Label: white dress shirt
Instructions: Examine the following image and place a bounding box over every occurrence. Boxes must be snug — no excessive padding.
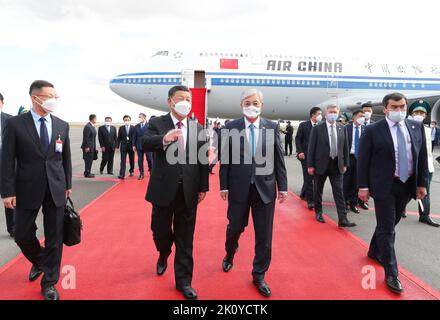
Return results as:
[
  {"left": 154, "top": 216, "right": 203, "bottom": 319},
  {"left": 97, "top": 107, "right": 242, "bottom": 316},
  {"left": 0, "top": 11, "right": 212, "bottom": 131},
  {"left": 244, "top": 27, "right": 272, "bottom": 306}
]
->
[
  {"left": 244, "top": 116, "right": 261, "bottom": 149},
  {"left": 169, "top": 112, "right": 187, "bottom": 148},
  {"left": 30, "top": 108, "right": 52, "bottom": 142},
  {"left": 326, "top": 121, "right": 338, "bottom": 151},
  {"left": 385, "top": 117, "right": 413, "bottom": 178},
  {"left": 350, "top": 124, "right": 363, "bottom": 155}
]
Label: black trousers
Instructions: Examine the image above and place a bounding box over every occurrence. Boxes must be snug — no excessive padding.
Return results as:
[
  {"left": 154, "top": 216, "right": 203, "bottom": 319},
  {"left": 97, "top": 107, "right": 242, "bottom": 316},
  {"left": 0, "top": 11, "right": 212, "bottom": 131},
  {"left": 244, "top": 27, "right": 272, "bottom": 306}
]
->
[
  {"left": 119, "top": 147, "right": 135, "bottom": 177},
  {"left": 225, "top": 184, "right": 275, "bottom": 279},
  {"left": 100, "top": 149, "right": 115, "bottom": 173},
  {"left": 299, "top": 158, "right": 314, "bottom": 203},
  {"left": 136, "top": 149, "right": 153, "bottom": 174},
  {"left": 83, "top": 151, "right": 94, "bottom": 175},
  {"left": 285, "top": 139, "right": 293, "bottom": 156},
  {"left": 5, "top": 207, "right": 15, "bottom": 235},
  {"left": 343, "top": 155, "right": 358, "bottom": 205},
  {"left": 369, "top": 178, "right": 412, "bottom": 278},
  {"left": 14, "top": 187, "right": 64, "bottom": 289},
  {"left": 313, "top": 158, "right": 347, "bottom": 220},
  {"left": 151, "top": 184, "right": 197, "bottom": 287}
]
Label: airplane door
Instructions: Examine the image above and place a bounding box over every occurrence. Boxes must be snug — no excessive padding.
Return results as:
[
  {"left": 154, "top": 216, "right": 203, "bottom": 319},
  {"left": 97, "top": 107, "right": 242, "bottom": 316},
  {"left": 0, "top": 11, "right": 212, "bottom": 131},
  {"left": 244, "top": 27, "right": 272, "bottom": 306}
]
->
[{"left": 181, "top": 69, "right": 195, "bottom": 88}]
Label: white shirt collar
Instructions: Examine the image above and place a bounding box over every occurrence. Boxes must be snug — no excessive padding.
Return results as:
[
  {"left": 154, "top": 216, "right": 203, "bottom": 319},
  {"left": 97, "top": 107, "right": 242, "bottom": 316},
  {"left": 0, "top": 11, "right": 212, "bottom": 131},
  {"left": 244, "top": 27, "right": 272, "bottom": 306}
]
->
[
  {"left": 326, "top": 120, "right": 336, "bottom": 128},
  {"left": 386, "top": 116, "right": 403, "bottom": 128},
  {"left": 244, "top": 116, "right": 261, "bottom": 129},
  {"left": 30, "top": 108, "right": 51, "bottom": 122},
  {"left": 170, "top": 112, "right": 186, "bottom": 128}
]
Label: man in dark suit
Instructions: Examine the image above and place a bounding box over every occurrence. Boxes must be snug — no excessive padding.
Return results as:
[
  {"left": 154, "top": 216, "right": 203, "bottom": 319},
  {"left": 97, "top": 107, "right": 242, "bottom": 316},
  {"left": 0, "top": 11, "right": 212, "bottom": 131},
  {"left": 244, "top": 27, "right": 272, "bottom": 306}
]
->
[
  {"left": 283, "top": 121, "right": 294, "bottom": 156},
  {"left": 362, "top": 102, "right": 375, "bottom": 126},
  {"left": 143, "top": 85, "right": 209, "bottom": 299},
  {"left": 1, "top": 80, "right": 72, "bottom": 300},
  {"left": 0, "top": 93, "right": 15, "bottom": 237},
  {"left": 220, "top": 89, "right": 288, "bottom": 297},
  {"left": 343, "top": 110, "right": 366, "bottom": 214},
  {"left": 295, "top": 107, "right": 322, "bottom": 209},
  {"left": 358, "top": 92, "right": 428, "bottom": 294},
  {"left": 81, "top": 114, "right": 97, "bottom": 178},
  {"left": 98, "top": 116, "right": 117, "bottom": 175},
  {"left": 117, "top": 115, "right": 135, "bottom": 179},
  {"left": 133, "top": 113, "right": 151, "bottom": 180},
  {"left": 307, "top": 104, "right": 356, "bottom": 227}
]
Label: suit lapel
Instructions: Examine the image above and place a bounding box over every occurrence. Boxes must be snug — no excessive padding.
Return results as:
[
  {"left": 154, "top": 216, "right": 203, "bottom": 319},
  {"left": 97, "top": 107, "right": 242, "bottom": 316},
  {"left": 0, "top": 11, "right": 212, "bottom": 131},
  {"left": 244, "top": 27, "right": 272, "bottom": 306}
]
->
[
  {"left": 404, "top": 120, "right": 418, "bottom": 166},
  {"left": 379, "top": 119, "right": 395, "bottom": 160},
  {"left": 256, "top": 118, "right": 266, "bottom": 156},
  {"left": 24, "top": 112, "right": 45, "bottom": 156},
  {"left": 321, "top": 122, "right": 330, "bottom": 149}
]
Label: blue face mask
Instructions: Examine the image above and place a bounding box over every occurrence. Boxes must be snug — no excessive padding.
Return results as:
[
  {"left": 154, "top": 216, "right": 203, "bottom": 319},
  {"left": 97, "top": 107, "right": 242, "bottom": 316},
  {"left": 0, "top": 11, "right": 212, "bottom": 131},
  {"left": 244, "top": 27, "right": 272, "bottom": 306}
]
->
[
  {"left": 388, "top": 111, "right": 406, "bottom": 123},
  {"left": 325, "top": 113, "right": 339, "bottom": 122}
]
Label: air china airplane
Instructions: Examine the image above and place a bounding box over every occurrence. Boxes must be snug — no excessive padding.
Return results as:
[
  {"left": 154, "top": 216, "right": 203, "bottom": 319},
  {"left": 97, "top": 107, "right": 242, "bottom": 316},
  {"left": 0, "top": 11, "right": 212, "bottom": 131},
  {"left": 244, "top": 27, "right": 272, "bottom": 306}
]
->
[{"left": 109, "top": 50, "right": 440, "bottom": 122}]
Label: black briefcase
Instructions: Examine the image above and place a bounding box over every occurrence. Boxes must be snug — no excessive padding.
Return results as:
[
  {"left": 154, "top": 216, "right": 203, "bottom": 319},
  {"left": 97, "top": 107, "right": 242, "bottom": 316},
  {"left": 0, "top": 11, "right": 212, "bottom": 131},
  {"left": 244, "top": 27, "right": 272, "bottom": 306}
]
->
[
  {"left": 63, "top": 197, "right": 82, "bottom": 247},
  {"left": 93, "top": 150, "right": 98, "bottom": 160}
]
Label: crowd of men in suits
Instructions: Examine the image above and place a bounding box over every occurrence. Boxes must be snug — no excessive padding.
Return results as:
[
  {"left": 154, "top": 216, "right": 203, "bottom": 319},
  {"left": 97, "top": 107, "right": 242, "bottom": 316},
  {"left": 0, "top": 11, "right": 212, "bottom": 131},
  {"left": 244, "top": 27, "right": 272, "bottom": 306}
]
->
[
  {"left": 0, "top": 82, "right": 439, "bottom": 300},
  {"left": 80, "top": 113, "right": 154, "bottom": 180}
]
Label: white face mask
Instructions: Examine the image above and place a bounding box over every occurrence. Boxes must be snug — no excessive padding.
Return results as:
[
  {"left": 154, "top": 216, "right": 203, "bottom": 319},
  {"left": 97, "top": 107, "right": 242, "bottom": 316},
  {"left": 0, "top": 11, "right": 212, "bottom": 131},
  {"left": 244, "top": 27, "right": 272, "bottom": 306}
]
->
[
  {"left": 124, "top": 121, "right": 131, "bottom": 125},
  {"left": 356, "top": 117, "right": 366, "bottom": 126},
  {"left": 36, "top": 97, "right": 58, "bottom": 113},
  {"left": 243, "top": 106, "right": 261, "bottom": 119},
  {"left": 315, "top": 114, "right": 323, "bottom": 123},
  {"left": 105, "top": 121, "right": 112, "bottom": 126},
  {"left": 412, "top": 115, "right": 425, "bottom": 122},
  {"left": 173, "top": 100, "right": 192, "bottom": 117},
  {"left": 387, "top": 111, "right": 407, "bottom": 123},
  {"left": 364, "top": 111, "right": 372, "bottom": 120},
  {"left": 325, "top": 113, "right": 339, "bottom": 123}
]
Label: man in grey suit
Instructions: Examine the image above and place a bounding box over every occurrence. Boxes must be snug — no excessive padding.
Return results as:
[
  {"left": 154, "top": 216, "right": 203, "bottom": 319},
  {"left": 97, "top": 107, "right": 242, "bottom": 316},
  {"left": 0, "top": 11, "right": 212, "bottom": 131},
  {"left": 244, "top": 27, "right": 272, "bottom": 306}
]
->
[
  {"left": 220, "top": 89, "right": 288, "bottom": 297},
  {"left": 307, "top": 104, "right": 356, "bottom": 227},
  {"left": 0, "top": 93, "right": 15, "bottom": 237}
]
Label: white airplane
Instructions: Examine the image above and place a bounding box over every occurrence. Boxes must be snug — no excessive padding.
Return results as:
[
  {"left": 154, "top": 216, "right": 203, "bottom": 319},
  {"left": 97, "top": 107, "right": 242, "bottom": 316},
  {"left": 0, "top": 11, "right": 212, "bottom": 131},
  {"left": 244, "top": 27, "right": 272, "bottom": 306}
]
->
[{"left": 109, "top": 49, "right": 440, "bottom": 122}]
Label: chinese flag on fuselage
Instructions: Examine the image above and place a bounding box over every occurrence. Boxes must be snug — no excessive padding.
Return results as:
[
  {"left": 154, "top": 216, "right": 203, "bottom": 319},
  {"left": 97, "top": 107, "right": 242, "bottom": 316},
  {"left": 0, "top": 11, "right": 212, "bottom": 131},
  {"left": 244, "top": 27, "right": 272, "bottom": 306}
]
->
[{"left": 220, "top": 58, "right": 239, "bottom": 69}]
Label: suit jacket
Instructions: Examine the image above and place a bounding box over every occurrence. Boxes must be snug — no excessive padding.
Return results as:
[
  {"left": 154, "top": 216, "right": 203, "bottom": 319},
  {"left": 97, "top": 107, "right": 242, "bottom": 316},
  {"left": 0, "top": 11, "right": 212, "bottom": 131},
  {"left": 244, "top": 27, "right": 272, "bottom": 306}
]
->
[
  {"left": 295, "top": 120, "right": 314, "bottom": 156},
  {"left": 345, "top": 123, "right": 366, "bottom": 156},
  {"left": 284, "top": 125, "right": 294, "bottom": 141},
  {"left": 98, "top": 125, "right": 117, "bottom": 151},
  {"left": 0, "top": 112, "right": 13, "bottom": 194},
  {"left": 1, "top": 112, "right": 72, "bottom": 209},
  {"left": 357, "top": 119, "right": 428, "bottom": 201},
  {"left": 117, "top": 124, "right": 135, "bottom": 151},
  {"left": 81, "top": 123, "right": 97, "bottom": 151},
  {"left": 219, "top": 117, "right": 288, "bottom": 204},
  {"left": 133, "top": 122, "right": 148, "bottom": 150},
  {"left": 307, "top": 121, "right": 349, "bottom": 175},
  {"left": 143, "top": 113, "right": 209, "bottom": 208}
]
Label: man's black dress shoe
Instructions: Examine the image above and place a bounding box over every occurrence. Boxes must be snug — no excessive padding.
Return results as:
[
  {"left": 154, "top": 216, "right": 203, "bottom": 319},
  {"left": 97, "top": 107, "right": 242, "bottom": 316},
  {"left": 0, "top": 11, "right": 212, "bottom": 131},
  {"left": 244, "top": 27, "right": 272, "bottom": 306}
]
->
[
  {"left": 222, "top": 253, "right": 235, "bottom": 272},
  {"left": 386, "top": 276, "right": 403, "bottom": 294},
  {"left": 358, "top": 201, "right": 369, "bottom": 210},
  {"left": 84, "top": 173, "right": 95, "bottom": 178},
  {"left": 29, "top": 265, "right": 43, "bottom": 282},
  {"left": 41, "top": 286, "right": 60, "bottom": 300},
  {"left": 307, "top": 202, "right": 314, "bottom": 210},
  {"left": 156, "top": 254, "right": 168, "bottom": 276},
  {"left": 419, "top": 216, "right": 440, "bottom": 227},
  {"left": 338, "top": 219, "right": 357, "bottom": 228},
  {"left": 129, "top": 172, "right": 134, "bottom": 177},
  {"left": 177, "top": 285, "right": 198, "bottom": 300},
  {"left": 118, "top": 175, "right": 125, "bottom": 180},
  {"left": 315, "top": 212, "right": 325, "bottom": 223},
  {"left": 99, "top": 170, "right": 103, "bottom": 175},
  {"left": 108, "top": 172, "right": 114, "bottom": 175},
  {"left": 253, "top": 278, "right": 271, "bottom": 297},
  {"left": 138, "top": 174, "right": 144, "bottom": 180},
  {"left": 349, "top": 204, "right": 360, "bottom": 214}
]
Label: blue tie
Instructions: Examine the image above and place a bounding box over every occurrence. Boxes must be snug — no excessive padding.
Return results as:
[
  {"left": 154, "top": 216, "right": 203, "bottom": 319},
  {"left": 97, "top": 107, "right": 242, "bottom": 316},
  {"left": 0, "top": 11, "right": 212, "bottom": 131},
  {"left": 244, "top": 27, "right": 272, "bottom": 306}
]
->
[
  {"left": 396, "top": 123, "right": 409, "bottom": 183},
  {"left": 39, "top": 118, "right": 49, "bottom": 154},
  {"left": 249, "top": 124, "right": 256, "bottom": 157},
  {"left": 354, "top": 126, "right": 360, "bottom": 158}
]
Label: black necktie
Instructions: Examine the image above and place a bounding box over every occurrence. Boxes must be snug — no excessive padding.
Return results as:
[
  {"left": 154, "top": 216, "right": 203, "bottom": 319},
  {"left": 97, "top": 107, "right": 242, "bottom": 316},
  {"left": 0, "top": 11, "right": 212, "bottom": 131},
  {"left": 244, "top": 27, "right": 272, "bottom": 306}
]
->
[{"left": 39, "top": 118, "right": 49, "bottom": 154}]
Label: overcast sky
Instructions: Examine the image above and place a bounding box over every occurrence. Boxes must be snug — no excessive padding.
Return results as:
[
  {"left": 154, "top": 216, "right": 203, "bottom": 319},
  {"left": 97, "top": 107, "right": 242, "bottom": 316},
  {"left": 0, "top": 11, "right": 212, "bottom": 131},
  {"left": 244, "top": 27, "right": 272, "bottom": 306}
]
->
[{"left": 0, "top": 0, "right": 438, "bottom": 122}]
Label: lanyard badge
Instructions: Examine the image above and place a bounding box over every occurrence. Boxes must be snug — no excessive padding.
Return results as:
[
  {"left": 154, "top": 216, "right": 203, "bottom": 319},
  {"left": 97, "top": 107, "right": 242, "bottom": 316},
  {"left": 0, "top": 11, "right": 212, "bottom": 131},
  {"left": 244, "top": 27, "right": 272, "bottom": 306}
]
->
[{"left": 55, "top": 135, "right": 63, "bottom": 153}]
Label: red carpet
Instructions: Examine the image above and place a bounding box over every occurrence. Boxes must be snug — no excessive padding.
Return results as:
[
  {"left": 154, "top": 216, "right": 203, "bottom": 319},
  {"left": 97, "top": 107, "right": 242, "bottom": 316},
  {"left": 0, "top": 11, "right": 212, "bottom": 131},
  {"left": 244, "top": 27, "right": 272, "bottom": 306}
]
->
[{"left": 0, "top": 173, "right": 439, "bottom": 300}]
